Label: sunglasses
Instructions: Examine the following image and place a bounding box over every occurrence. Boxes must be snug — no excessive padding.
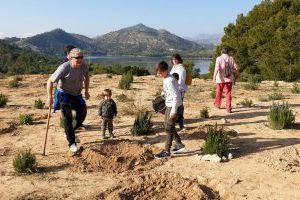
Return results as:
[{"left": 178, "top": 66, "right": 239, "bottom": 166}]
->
[{"left": 72, "top": 56, "right": 84, "bottom": 60}]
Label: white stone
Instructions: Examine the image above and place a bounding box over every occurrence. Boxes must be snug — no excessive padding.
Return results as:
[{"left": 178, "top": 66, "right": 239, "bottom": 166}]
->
[{"left": 228, "top": 153, "right": 233, "bottom": 160}]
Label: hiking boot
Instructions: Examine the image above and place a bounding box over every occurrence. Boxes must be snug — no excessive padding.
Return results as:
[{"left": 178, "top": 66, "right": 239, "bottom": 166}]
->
[
  {"left": 154, "top": 151, "right": 171, "bottom": 159},
  {"left": 69, "top": 143, "right": 78, "bottom": 153},
  {"left": 171, "top": 143, "right": 186, "bottom": 153}
]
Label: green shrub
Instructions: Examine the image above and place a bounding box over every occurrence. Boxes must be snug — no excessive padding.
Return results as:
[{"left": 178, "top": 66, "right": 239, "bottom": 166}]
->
[
  {"left": 0, "top": 93, "right": 8, "bottom": 107},
  {"left": 268, "top": 92, "right": 284, "bottom": 101},
  {"left": 116, "top": 94, "right": 133, "bottom": 102},
  {"left": 203, "top": 124, "right": 230, "bottom": 157},
  {"left": 242, "top": 82, "right": 259, "bottom": 90},
  {"left": 237, "top": 98, "right": 253, "bottom": 107},
  {"left": 291, "top": 83, "right": 300, "bottom": 94},
  {"left": 131, "top": 111, "right": 153, "bottom": 136},
  {"left": 118, "top": 72, "right": 133, "bottom": 90},
  {"left": 200, "top": 107, "right": 209, "bottom": 118},
  {"left": 34, "top": 98, "right": 45, "bottom": 109},
  {"left": 19, "top": 114, "right": 33, "bottom": 125},
  {"left": 13, "top": 149, "right": 37, "bottom": 174},
  {"left": 8, "top": 78, "right": 20, "bottom": 88},
  {"left": 268, "top": 102, "right": 295, "bottom": 130}
]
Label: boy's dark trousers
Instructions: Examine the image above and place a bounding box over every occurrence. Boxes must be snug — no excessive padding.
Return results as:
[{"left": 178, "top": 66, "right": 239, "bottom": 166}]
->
[
  {"left": 102, "top": 117, "right": 113, "bottom": 135},
  {"left": 60, "top": 94, "right": 87, "bottom": 146},
  {"left": 165, "top": 105, "right": 184, "bottom": 152}
]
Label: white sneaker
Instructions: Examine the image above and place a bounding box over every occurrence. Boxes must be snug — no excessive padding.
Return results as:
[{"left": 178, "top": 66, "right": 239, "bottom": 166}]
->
[{"left": 69, "top": 143, "right": 78, "bottom": 153}]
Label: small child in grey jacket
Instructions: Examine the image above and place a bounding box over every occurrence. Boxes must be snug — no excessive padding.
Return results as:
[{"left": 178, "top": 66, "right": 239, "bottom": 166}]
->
[{"left": 98, "top": 89, "right": 117, "bottom": 139}]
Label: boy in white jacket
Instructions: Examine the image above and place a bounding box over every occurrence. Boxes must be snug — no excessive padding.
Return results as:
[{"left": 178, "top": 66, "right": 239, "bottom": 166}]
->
[{"left": 155, "top": 61, "right": 186, "bottom": 159}]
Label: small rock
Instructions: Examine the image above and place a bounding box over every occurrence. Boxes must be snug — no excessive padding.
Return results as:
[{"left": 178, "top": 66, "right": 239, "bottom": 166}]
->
[{"left": 228, "top": 153, "right": 233, "bottom": 160}]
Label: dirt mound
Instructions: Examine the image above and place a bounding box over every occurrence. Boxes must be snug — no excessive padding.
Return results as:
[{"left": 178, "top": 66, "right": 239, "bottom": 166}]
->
[
  {"left": 0, "top": 121, "right": 16, "bottom": 134},
  {"left": 259, "top": 146, "right": 300, "bottom": 172},
  {"left": 70, "top": 140, "right": 162, "bottom": 173},
  {"left": 97, "top": 172, "right": 219, "bottom": 200}
]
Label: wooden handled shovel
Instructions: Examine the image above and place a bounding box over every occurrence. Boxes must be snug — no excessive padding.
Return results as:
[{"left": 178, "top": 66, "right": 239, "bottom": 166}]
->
[{"left": 42, "top": 106, "right": 51, "bottom": 156}]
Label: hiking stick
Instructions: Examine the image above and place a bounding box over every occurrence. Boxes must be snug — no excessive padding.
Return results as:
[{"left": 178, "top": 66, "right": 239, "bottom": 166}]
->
[{"left": 42, "top": 106, "right": 51, "bottom": 156}]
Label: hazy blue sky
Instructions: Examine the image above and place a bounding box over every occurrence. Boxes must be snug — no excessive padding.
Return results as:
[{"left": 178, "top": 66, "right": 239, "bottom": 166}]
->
[{"left": 0, "top": 0, "right": 262, "bottom": 39}]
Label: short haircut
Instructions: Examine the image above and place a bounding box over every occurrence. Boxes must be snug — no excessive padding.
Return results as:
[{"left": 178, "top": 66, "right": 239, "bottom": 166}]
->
[
  {"left": 172, "top": 53, "right": 183, "bottom": 64},
  {"left": 221, "top": 47, "right": 229, "bottom": 54},
  {"left": 172, "top": 73, "right": 179, "bottom": 80},
  {"left": 156, "top": 61, "right": 169, "bottom": 72},
  {"left": 64, "top": 45, "right": 76, "bottom": 55},
  {"left": 103, "top": 89, "right": 112, "bottom": 96}
]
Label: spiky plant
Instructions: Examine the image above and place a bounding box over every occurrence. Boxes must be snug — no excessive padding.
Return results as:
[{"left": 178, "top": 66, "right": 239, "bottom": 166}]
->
[
  {"left": 131, "top": 111, "right": 153, "bottom": 136},
  {"left": 268, "top": 102, "right": 295, "bottom": 130},
  {"left": 200, "top": 107, "right": 209, "bottom": 118},
  {"left": 13, "top": 149, "right": 37, "bottom": 174},
  {"left": 34, "top": 98, "right": 45, "bottom": 109},
  {"left": 19, "top": 114, "right": 33, "bottom": 125},
  {"left": 203, "top": 124, "right": 230, "bottom": 157}
]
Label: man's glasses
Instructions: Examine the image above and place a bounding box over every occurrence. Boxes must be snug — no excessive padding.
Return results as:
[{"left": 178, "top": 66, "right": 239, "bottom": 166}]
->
[{"left": 72, "top": 56, "right": 84, "bottom": 60}]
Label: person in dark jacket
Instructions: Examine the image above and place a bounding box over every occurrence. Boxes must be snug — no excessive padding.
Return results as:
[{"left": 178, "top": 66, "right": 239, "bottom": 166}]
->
[{"left": 98, "top": 89, "right": 117, "bottom": 139}]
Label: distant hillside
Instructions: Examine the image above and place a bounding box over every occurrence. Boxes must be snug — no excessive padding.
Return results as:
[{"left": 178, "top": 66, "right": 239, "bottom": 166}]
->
[
  {"left": 0, "top": 40, "right": 59, "bottom": 75},
  {"left": 95, "top": 23, "right": 211, "bottom": 57},
  {"left": 187, "top": 33, "right": 223, "bottom": 45},
  {"left": 5, "top": 29, "right": 104, "bottom": 56},
  {"left": 5, "top": 24, "right": 213, "bottom": 57}
]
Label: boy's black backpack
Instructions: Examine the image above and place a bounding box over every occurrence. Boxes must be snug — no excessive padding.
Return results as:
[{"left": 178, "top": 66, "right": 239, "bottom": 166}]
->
[
  {"left": 152, "top": 96, "right": 166, "bottom": 114},
  {"left": 223, "top": 58, "right": 234, "bottom": 78}
]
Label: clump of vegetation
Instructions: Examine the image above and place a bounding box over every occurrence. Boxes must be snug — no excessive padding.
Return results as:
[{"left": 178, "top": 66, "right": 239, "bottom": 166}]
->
[
  {"left": 237, "top": 98, "right": 253, "bottom": 107},
  {"left": 273, "top": 81, "right": 279, "bottom": 88},
  {"left": 131, "top": 111, "right": 153, "bottom": 136},
  {"left": 184, "top": 60, "right": 201, "bottom": 79},
  {"left": 19, "top": 114, "right": 33, "bottom": 125},
  {"left": 90, "top": 64, "right": 150, "bottom": 76},
  {"left": 115, "top": 93, "right": 133, "bottom": 102},
  {"left": 200, "top": 107, "right": 209, "bottom": 118},
  {"left": 8, "top": 78, "right": 21, "bottom": 88},
  {"left": 118, "top": 72, "right": 133, "bottom": 90},
  {"left": 203, "top": 124, "right": 230, "bottom": 157},
  {"left": 34, "top": 98, "right": 45, "bottom": 109},
  {"left": 268, "top": 102, "right": 295, "bottom": 130},
  {"left": 268, "top": 92, "right": 284, "bottom": 101},
  {"left": 13, "top": 149, "right": 37, "bottom": 174},
  {"left": 291, "top": 83, "right": 300, "bottom": 94},
  {"left": 0, "top": 93, "right": 8, "bottom": 108},
  {"left": 242, "top": 82, "right": 259, "bottom": 90}
]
